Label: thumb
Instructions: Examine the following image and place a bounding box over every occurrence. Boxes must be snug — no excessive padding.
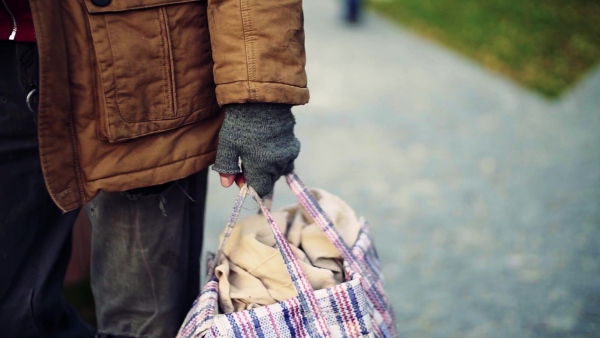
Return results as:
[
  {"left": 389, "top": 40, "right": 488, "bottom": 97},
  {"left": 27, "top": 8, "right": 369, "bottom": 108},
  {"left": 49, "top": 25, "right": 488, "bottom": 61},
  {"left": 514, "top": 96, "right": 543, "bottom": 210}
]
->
[{"left": 219, "top": 173, "right": 236, "bottom": 187}]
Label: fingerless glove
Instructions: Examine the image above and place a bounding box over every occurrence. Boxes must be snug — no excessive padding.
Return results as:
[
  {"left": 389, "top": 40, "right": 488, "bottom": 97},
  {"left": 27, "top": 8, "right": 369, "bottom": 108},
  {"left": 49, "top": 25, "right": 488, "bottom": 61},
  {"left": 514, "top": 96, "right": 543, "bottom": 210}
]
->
[{"left": 212, "top": 103, "right": 301, "bottom": 197}]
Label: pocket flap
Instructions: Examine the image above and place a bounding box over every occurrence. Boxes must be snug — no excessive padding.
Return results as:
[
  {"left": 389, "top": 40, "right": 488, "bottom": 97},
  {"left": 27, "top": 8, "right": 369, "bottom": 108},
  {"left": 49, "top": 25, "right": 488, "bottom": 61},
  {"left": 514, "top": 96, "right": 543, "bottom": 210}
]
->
[{"left": 85, "top": 0, "right": 200, "bottom": 14}]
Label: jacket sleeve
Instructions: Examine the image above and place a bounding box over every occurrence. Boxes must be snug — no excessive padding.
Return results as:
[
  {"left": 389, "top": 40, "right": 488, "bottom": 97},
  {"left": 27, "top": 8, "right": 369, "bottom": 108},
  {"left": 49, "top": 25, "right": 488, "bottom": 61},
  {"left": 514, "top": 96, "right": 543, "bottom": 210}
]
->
[{"left": 207, "top": 0, "right": 309, "bottom": 106}]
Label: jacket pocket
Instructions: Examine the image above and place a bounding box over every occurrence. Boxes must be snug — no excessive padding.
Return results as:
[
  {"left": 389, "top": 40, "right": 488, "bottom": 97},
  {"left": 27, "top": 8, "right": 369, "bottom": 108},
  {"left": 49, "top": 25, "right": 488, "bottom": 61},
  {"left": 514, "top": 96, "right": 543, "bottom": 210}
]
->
[{"left": 85, "top": 0, "right": 216, "bottom": 142}]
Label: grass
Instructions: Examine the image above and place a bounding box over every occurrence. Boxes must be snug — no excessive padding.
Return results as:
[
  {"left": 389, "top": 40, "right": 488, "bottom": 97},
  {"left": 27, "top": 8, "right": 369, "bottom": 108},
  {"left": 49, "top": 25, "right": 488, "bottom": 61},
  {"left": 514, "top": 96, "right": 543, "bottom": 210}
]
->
[{"left": 367, "top": 0, "right": 600, "bottom": 97}]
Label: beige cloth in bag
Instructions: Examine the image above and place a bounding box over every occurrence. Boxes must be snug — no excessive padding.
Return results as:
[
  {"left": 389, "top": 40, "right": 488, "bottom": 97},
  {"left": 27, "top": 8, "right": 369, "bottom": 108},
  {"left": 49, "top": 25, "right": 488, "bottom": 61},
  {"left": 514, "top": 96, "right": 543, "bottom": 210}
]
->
[{"left": 215, "top": 189, "right": 363, "bottom": 313}]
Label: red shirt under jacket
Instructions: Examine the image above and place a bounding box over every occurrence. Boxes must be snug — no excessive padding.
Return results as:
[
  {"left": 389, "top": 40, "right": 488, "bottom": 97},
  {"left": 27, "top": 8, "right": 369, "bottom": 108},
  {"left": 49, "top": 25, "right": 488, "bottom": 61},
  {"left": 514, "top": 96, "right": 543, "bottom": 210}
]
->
[{"left": 1, "top": 0, "right": 35, "bottom": 42}]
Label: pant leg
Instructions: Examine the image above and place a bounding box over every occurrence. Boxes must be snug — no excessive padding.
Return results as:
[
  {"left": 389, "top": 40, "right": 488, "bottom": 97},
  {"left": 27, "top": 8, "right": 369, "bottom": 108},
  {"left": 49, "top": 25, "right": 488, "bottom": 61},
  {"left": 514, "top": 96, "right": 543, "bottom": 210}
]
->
[
  {"left": 0, "top": 41, "right": 94, "bottom": 338},
  {"left": 87, "top": 170, "right": 207, "bottom": 338}
]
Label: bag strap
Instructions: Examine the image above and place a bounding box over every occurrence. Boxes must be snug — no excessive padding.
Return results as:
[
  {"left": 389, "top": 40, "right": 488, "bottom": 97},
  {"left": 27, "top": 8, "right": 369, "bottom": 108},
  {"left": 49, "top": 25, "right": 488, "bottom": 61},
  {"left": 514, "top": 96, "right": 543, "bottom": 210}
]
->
[
  {"left": 209, "top": 185, "right": 249, "bottom": 277},
  {"left": 286, "top": 173, "right": 381, "bottom": 286},
  {"left": 287, "top": 173, "right": 397, "bottom": 329},
  {"left": 247, "top": 174, "right": 395, "bottom": 331},
  {"left": 210, "top": 185, "right": 332, "bottom": 338},
  {"left": 247, "top": 188, "right": 332, "bottom": 337}
]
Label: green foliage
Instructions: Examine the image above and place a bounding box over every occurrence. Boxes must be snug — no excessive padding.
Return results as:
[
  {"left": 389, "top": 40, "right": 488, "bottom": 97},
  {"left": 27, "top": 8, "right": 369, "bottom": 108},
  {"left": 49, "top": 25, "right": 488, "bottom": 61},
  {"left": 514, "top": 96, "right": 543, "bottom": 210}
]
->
[{"left": 369, "top": 0, "right": 600, "bottom": 97}]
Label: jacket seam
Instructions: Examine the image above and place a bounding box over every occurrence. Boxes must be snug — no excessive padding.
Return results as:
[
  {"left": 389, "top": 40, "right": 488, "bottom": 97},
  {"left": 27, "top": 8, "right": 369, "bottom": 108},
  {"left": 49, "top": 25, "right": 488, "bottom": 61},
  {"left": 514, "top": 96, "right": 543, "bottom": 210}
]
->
[
  {"left": 91, "top": 105, "right": 216, "bottom": 141},
  {"left": 86, "top": 0, "right": 199, "bottom": 13},
  {"left": 84, "top": 150, "right": 217, "bottom": 183},
  {"left": 162, "top": 7, "right": 179, "bottom": 117},
  {"left": 157, "top": 8, "right": 172, "bottom": 118},
  {"left": 216, "top": 80, "right": 307, "bottom": 88},
  {"left": 63, "top": 7, "right": 87, "bottom": 204},
  {"left": 31, "top": 2, "right": 61, "bottom": 209},
  {"left": 240, "top": 0, "right": 256, "bottom": 101},
  {"left": 32, "top": 0, "right": 83, "bottom": 210},
  {"left": 86, "top": 14, "right": 110, "bottom": 141},
  {"left": 104, "top": 15, "right": 117, "bottom": 141},
  {"left": 67, "top": 94, "right": 87, "bottom": 205},
  {"left": 85, "top": 12, "right": 105, "bottom": 142}
]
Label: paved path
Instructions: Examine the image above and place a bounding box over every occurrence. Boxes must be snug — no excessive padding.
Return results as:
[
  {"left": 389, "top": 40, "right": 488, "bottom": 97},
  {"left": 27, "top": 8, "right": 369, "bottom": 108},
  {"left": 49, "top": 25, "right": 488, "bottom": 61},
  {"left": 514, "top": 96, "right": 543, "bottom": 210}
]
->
[{"left": 204, "top": 1, "right": 600, "bottom": 336}]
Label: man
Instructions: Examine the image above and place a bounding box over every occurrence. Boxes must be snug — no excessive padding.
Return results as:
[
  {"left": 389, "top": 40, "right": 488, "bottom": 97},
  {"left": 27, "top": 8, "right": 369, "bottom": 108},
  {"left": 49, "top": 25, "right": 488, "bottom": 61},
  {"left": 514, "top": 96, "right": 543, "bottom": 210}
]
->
[{"left": 0, "top": 0, "right": 307, "bottom": 337}]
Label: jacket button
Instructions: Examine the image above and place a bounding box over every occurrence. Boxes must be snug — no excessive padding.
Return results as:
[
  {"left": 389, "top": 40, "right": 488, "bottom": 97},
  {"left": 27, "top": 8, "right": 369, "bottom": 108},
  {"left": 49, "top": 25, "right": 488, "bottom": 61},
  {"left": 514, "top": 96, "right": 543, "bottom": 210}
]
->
[{"left": 91, "top": 0, "right": 111, "bottom": 6}]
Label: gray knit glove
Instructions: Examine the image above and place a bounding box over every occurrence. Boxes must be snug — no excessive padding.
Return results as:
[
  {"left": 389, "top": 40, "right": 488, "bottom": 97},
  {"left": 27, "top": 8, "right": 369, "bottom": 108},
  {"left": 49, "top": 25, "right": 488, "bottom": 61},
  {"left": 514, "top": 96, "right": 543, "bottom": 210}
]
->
[{"left": 212, "top": 103, "right": 300, "bottom": 197}]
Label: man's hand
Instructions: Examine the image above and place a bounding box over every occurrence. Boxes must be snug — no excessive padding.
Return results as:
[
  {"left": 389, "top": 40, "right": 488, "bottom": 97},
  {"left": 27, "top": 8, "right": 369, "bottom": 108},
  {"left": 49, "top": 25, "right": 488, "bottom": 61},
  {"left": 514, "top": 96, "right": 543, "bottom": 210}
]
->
[
  {"left": 212, "top": 103, "right": 300, "bottom": 197},
  {"left": 218, "top": 172, "right": 246, "bottom": 189}
]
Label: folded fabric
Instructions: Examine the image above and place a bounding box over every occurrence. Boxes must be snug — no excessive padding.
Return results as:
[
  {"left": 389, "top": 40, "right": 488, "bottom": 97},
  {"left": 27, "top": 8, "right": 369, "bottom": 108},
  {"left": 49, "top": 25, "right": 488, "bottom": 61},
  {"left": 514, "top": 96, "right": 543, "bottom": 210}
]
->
[{"left": 215, "top": 189, "right": 362, "bottom": 313}]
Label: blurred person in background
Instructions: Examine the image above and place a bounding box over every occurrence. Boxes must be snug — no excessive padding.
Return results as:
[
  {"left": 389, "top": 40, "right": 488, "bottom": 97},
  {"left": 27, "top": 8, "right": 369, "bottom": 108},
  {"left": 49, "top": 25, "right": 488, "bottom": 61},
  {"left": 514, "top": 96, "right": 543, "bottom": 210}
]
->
[
  {"left": 0, "top": 0, "right": 305, "bottom": 337},
  {"left": 344, "top": 0, "right": 363, "bottom": 23}
]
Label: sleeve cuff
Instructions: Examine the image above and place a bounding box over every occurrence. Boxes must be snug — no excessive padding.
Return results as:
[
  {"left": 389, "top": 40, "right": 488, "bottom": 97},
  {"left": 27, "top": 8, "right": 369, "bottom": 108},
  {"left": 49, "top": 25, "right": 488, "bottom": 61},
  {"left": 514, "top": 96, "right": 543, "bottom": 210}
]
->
[{"left": 215, "top": 81, "right": 309, "bottom": 106}]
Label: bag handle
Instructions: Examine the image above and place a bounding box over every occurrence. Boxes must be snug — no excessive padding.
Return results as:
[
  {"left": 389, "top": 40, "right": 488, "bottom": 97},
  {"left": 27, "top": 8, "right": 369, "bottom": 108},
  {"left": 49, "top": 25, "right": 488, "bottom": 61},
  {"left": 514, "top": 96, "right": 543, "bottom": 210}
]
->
[
  {"left": 286, "top": 173, "right": 378, "bottom": 281},
  {"left": 286, "top": 173, "right": 396, "bottom": 327},
  {"left": 210, "top": 185, "right": 332, "bottom": 338},
  {"left": 209, "top": 184, "right": 248, "bottom": 277}
]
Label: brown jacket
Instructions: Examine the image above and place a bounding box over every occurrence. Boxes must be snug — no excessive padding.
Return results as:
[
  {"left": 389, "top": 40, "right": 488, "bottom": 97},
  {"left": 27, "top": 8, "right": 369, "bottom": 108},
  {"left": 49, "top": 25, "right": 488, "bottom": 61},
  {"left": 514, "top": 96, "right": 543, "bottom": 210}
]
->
[{"left": 29, "top": 0, "right": 309, "bottom": 212}]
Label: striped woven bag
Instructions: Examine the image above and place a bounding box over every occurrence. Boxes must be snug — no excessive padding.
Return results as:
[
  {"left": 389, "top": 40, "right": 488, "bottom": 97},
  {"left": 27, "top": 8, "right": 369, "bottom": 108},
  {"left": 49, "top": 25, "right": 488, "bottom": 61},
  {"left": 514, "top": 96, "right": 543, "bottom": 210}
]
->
[{"left": 177, "top": 174, "right": 397, "bottom": 337}]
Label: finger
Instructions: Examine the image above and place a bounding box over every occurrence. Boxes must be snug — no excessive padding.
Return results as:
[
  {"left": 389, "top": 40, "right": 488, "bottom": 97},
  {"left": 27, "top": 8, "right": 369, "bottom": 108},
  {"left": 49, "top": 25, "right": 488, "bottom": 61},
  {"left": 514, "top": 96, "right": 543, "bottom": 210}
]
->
[
  {"left": 219, "top": 173, "right": 236, "bottom": 187},
  {"left": 245, "top": 168, "right": 274, "bottom": 197},
  {"left": 283, "top": 161, "right": 295, "bottom": 176},
  {"left": 234, "top": 174, "right": 246, "bottom": 188},
  {"left": 235, "top": 163, "right": 247, "bottom": 188}
]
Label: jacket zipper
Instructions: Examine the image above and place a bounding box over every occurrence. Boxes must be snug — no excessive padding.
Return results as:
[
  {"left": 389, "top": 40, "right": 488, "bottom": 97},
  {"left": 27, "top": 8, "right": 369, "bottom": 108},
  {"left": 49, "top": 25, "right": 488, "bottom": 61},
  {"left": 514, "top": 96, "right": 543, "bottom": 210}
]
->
[{"left": 1, "top": 0, "right": 17, "bottom": 40}]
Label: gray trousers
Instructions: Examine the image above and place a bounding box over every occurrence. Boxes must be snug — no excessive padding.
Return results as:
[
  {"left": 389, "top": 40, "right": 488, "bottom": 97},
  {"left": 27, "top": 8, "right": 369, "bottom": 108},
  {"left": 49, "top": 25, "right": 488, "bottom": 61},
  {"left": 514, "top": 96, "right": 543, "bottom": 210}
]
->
[
  {"left": 0, "top": 40, "right": 206, "bottom": 338},
  {"left": 88, "top": 173, "right": 206, "bottom": 338}
]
